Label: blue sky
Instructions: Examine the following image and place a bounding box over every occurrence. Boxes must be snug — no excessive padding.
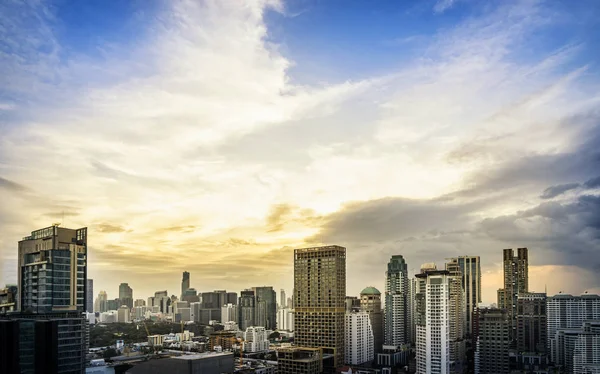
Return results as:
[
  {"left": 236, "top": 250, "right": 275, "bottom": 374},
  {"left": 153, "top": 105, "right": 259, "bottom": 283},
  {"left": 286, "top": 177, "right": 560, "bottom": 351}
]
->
[{"left": 1, "top": 0, "right": 600, "bottom": 301}]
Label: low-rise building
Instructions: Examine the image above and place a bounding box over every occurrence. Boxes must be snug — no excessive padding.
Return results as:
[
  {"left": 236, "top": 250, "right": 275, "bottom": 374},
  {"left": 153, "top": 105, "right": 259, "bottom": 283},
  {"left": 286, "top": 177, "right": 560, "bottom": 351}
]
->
[
  {"left": 244, "top": 326, "right": 270, "bottom": 353},
  {"left": 277, "top": 347, "right": 322, "bottom": 374},
  {"left": 125, "top": 351, "right": 234, "bottom": 374}
]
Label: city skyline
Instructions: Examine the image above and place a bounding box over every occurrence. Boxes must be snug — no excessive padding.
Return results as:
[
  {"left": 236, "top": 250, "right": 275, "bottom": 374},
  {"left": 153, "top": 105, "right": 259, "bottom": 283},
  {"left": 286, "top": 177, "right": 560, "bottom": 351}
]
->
[{"left": 2, "top": 0, "right": 600, "bottom": 303}]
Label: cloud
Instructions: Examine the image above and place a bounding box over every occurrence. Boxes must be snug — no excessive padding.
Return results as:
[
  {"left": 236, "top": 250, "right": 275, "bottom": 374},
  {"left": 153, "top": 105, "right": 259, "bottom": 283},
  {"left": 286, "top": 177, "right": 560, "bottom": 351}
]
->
[
  {"left": 0, "top": 177, "right": 28, "bottom": 192},
  {"left": 584, "top": 176, "right": 600, "bottom": 189},
  {"left": 433, "top": 0, "right": 457, "bottom": 13},
  {"left": 540, "top": 183, "right": 580, "bottom": 199},
  {"left": 0, "top": 0, "right": 599, "bottom": 301}
]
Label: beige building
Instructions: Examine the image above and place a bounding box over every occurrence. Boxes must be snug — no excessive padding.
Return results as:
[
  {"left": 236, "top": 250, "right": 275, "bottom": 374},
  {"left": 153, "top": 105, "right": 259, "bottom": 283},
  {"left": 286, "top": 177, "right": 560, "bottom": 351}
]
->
[
  {"left": 294, "top": 245, "right": 346, "bottom": 371},
  {"left": 277, "top": 347, "right": 322, "bottom": 374}
]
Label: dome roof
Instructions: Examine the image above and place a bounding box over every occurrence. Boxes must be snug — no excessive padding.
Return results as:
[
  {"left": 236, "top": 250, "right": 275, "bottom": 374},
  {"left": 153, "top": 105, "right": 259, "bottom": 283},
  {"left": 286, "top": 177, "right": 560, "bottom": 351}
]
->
[{"left": 360, "top": 286, "right": 381, "bottom": 295}]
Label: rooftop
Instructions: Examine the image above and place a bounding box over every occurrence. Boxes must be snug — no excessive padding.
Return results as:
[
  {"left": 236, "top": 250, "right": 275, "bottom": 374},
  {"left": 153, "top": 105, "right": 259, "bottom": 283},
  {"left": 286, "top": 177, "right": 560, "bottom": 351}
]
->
[{"left": 360, "top": 286, "right": 381, "bottom": 295}]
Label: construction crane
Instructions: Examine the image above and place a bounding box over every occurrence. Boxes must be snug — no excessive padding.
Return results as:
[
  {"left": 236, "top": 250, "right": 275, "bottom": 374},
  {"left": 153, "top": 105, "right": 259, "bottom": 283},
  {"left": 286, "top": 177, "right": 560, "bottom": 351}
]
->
[{"left": 228, "top": 336, "right": 244, "bottom": 366}]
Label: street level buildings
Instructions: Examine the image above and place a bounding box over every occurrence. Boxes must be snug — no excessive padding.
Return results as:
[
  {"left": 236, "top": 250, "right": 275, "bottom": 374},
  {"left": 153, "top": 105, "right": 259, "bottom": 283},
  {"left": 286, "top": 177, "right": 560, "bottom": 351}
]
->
[{"left": 294, "top": 245, "right": 346, "bottom": 371}]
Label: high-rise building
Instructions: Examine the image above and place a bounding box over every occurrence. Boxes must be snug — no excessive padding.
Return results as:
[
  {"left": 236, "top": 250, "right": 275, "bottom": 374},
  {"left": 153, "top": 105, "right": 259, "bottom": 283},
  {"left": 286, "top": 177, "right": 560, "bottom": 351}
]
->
[
  {"left": 18, "top": 225, "right": 88, "bottom": 313},
  {"left": 153, "top": 290, "right": 170, "bottom": 314},
  {"left": 244, "top": 326, "right": 270, "bottom": 352},
  {"left": 384, "top": 255, "right": 410, "bottom": 347},
  {"left": 345, "top": 309, "right": 374, "bottom": 365},
  {"left": 227, "top": 292, "right": 238, "bottom": 305},
  {"left": 181, "top": 271, "right": 190, "bottom": 298},
  {"left": 253, "top": 286, "right": 277, "bottom": 330},
  {"left": 360, "top": 287, "right": 383, "bottom": 354},
  {"left": 7, "top": 225, "right": 88, "bottom": 373},
  {"left": 119, "top": 283, "right": 133, "bottom": 309},
  {"left": 498, "top": 248, "right": 529, "bottom": 343},
  {"left": 553, "top": 320, "right": 600, "bottom": 374},
  {"left": 86, "top": 279, "right": 94, "bottom": 313},
  {"left": 517, "top": 292, "right": 547, "bottom": 354},
  {"left": 118, "top": 305, "right": 131, "bottom": 323},
  {"left": 447, "top": 273, "right": 466, "bottom": 368},
  {"left": 239, "top": 289, "right": 256, "bottom": 330},
  {"left": 475, "top": 308, "right": 510, "bottom": 374},
  {"left": 277, "top": 307, "right": 295, "bottom": 331},
  {"left": 446, "top": 256, "right": 481, "bottom": 335},
  {"left": 95, "top": 290, "right": 108, "bottom": 312},
  {"left": 547, "top": 293, "right": 600, "bottom": 363},
  {"left": 415, "top": 266, "right": 451, "bottom": 374},
  {"left": 294, "top": 245, "right": 346, "bottom": 371},
  {"left": 345, "top": 296, "right": 360, "bottom": 312},
  {"left": 182, "top": 288, "right": 199, "bottom": 303},
  {"left": 281, "top": 289, "right": 287, "bottom": 308},
  {"left": 221, "top": 303, "right": 238, "bottom": 323},
  {"left": 134, "top": 299, "right": 146, "bottom": 307}
]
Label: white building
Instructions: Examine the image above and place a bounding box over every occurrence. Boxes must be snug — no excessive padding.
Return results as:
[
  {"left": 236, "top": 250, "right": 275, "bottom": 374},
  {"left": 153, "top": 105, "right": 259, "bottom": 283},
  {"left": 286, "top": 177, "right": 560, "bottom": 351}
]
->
[
  {"left": 86, "top": 312, "right": 96, "bottom": 324},
  {"left": 345, "top": 310, "right": 374, "bottom": 365},
  {"left": 224, "top": 321, "right": 240, "bottom": 331},
  {"left": 548, "top": 294, "right": 600, "bottom": 362},
  {"left": 118, "top": 305, "right": 131, "bottom": 323},
  {"left": 554, "top": 320, "right": 600, "bottom": 374},
  {"left": 133, "top": 306, "right": 147, "bottom": 319},
  {"left": 244, "top": 326, "right": 270, "bottom": 352},
  {"left": 415, "top": 267, "right": 450, "bottom": 374},
  {"left": 221, "top": 303, "right": 238, "bottom": 323},
  {"left": 277, "top": 307, "right": 295, "bottom": 331},
  {"left": 99, "top": 310, "right": 118, "bottom": 323}
]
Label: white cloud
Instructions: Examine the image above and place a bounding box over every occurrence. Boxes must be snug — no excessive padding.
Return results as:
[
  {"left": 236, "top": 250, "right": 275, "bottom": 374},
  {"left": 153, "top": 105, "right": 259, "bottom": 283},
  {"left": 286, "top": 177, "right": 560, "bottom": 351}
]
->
[{"left": 0, "top": 0, "right": 598, "bottom": 300}]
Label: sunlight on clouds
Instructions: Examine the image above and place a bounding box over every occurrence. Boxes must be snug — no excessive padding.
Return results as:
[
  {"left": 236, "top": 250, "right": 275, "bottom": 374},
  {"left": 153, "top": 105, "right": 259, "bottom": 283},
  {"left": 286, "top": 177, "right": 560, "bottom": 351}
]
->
[{"left": 1, "top": 0, "right": 598, "bottom": 298}]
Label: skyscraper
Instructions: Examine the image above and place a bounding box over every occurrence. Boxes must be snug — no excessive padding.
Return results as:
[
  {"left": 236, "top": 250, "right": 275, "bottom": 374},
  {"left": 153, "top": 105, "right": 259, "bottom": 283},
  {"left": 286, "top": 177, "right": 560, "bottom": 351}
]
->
[
  {"left": 360, "top": 287, "right": 383, "bottom": 354},
  {"left": 239, "top": 289, "right": 256, "bottom": 331},
  {"left": 294, "top": 245, "right": 346, "bottom": 371},
  {"left": 446, "top": 256, "right": 481, "bottom": 335},
  {"left": 498, "top": 248, "right": 529, "bottom": 343},
  {"left": 280, "top": 289, "right": 287, "bottom": 308},
  {"left": 96, "top": 290, "right": 108, "bottom": 312},
  {"left": 181, "top": 271, "right": 190, "bottom": 298},
  {"left": 475, "top": 308, "right": 510, "bottom": 374},
  {"left": 119, "top": 283, "right": 133, "bottom": 309},
  {"left": 384, "top": 255, "right": 410, "bottom": 347},
  {"left": 86, "top": 279, "right": 94, "bottom": 313},
  {"left": 18, "top": 225, "right": 88, "bottom": 313},
  {"left": 5, "top": 225, "right": 88, "bottom": 373},
  {"left": 415, "top": 266, "right": 451, "bottom": 374},
  {"left": 517, "top": 292, "right": 547, "bottom": 354},
  {"left": 253, "top": 286, "right": 277, "bottom": 330}
]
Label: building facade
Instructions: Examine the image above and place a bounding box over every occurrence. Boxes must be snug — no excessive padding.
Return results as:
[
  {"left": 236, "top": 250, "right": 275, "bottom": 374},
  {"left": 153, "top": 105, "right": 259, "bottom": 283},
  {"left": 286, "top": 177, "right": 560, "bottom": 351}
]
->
[
  {"left": 86, "top": 279, "right": 94, "bottom": 313},
  {"left": 277, "top": 307, "right": 295, "bottom": 331},
  {"left": 497, "top": 248, "right": 529, "bottom": 343},
  {"left": 239, "top": 289, "right": 256, "bottom": 330},
  {"left": 254, "top": 286, "right": 277, "bottom": 330},
  {"left": 181, "top": 271, "right": 190, "bottom": 298},
  {"left": 384, "top": 255, "right": 410, "bottom": 347},
  {"left": 18, "top": 225, "right": 88, "bottom": 313},
  {"left": 415, "top": 267, "right": 451, "bottom": 374},
  {"left": 360, "top": 287, "right": 383, "bottom": 354},
  {"left": 277, "top": 347, "right": 322, "bottom": 374},
  {"left": 221, "top": 303, "right": 238, "bottom": 323},
  {"left": 446, "top": 256, "right": 480, "bottom": 335},
  {"left": 475, "top": 308, "right": 510, "bottom": 374},
  {"left": 517, "top": 292, "right": 547, "bottom": 354},
  {"left": 294, "top": 245, "right": 346, "bottom": 371},
  {"left": 119, "top": 283, "right": 133, "bottom": 309},
  {"left": 0, "top": 285, "right": 17, "bottom": 314},
  {"left": 345, "top": 310, "right": 374, "bottom": 365},
  {"left": 244, "top": 326, "right": 270, "bottom": 352},
  {"left": 547, "top": 293, "right": 600, "bottom": 363},
  {"left": 553, "top": 320, "right": 600, "bottom": 374}
]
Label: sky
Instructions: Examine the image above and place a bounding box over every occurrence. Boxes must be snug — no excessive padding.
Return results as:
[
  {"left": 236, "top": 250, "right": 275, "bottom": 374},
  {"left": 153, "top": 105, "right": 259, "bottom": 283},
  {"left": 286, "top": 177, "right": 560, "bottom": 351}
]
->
[{"left": 1, "top": 0, "right": 600, "bottom": 304}]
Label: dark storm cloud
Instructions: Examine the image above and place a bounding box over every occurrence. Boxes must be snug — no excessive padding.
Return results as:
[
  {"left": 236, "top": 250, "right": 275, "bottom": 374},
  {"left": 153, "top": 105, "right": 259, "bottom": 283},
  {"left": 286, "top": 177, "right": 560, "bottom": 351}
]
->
[
  {"left": 0, "top": 176, "right": 28, "bottom": 192},
  {"left": 540, "top": 183, "right": 580, "bottom": 199}
]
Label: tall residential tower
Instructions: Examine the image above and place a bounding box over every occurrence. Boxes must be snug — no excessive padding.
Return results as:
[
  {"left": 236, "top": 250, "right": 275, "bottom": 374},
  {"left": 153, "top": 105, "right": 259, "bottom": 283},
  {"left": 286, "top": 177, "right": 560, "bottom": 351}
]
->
[
  {"left": 384, "top": 255, "right": 410, "bottom": 347},
  {"left": 294, "top": 245, "right": 346, "bottom": 371},
  {"left": 498, "top": 248, "right": 529, "bottom": 343}
]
